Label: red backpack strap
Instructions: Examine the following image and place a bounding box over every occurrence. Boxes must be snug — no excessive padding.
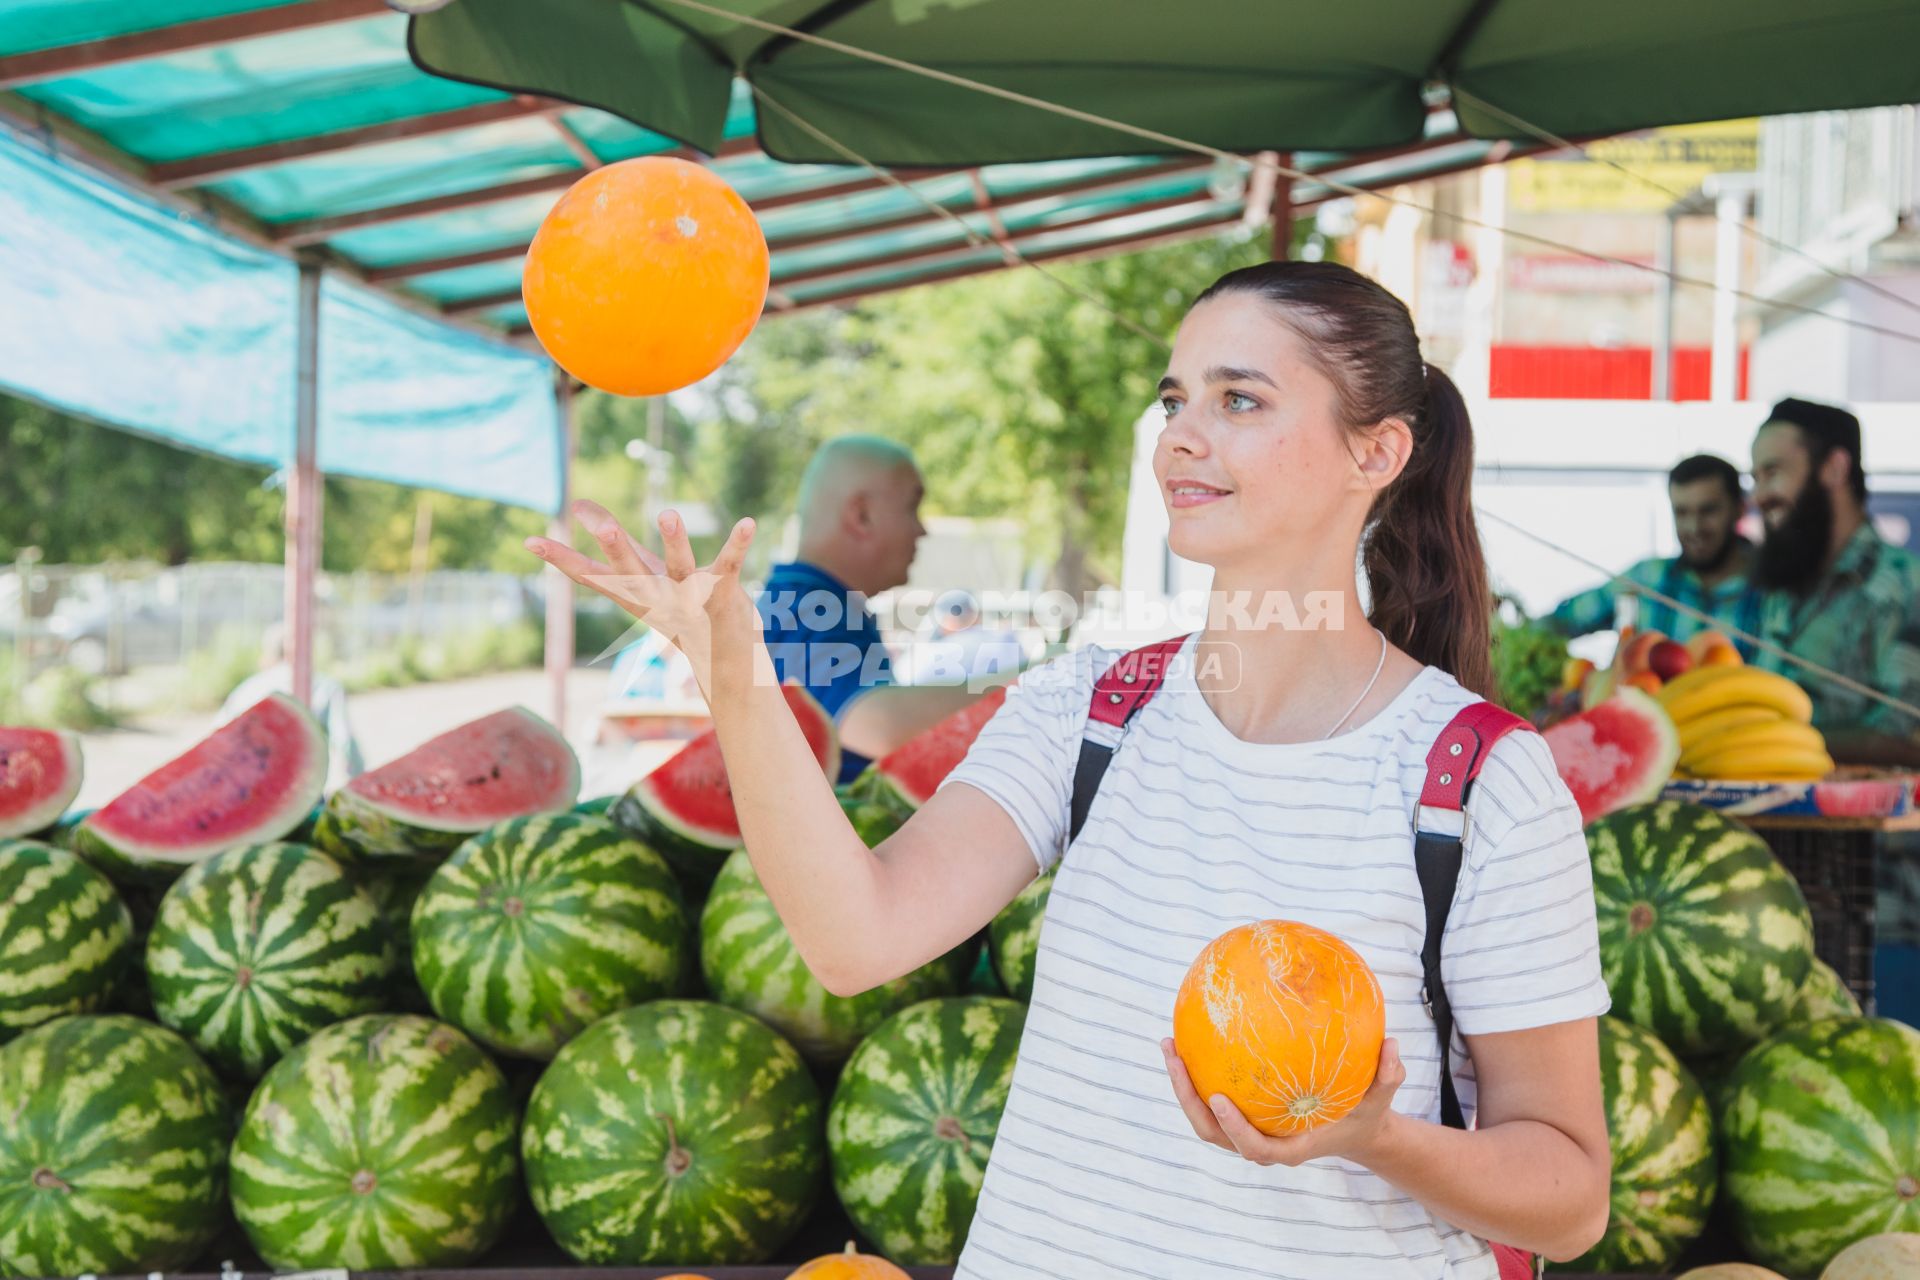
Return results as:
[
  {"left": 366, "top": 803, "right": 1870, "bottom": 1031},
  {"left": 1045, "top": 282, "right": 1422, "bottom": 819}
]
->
[
  {"left": 1416, "top": 701, "right": 1535, "bottom": 1133},
  {"left": 1069, "top": 635, "right": 1189, "bottom": 843}
]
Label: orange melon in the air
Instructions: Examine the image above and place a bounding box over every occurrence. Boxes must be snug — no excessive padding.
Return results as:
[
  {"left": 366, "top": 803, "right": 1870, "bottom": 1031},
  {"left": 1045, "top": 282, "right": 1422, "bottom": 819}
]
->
[
  {"left": 1172, "top": 919, "right": 1385, "bottom": 1137},
  {"left": 785, "top": 1241, "right": 911, "bottom": 1279},
  {"left": 523, "top": 155, "right": 770, "bottom": 396}
]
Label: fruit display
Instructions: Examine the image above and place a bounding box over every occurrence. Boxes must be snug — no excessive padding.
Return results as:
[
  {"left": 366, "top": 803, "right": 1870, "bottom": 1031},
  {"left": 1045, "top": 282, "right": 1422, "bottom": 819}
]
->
[
  {"left": 313, "top": 707, "right": 580, "bottom": 865},
  {"left": 0, "top": 727, "right": 81, "bottom": 840},
  {"left": 1579, "top": 626, "right": 1744, "bottom": 711},
  {"left": 411, "top": 812, "right": 693, "bottom": 1058},
  {"left": 837, "top": 684, "right": 1008, "bottom": 844},
  {"left": 0, "top": 1015, "right": 230, "bottom": 1277},
  {"left": 1791, "top": 957, "right": 1863, "bottom": 1022},
  {"left": 828, "top": 997, "right": 1025, "bottom": 1264},
  {"left": 786, "top": 1242, "right": 913, "bottom": 1277},
  {"left": 987, "top": 866, "right": 1053, "bottom": 1002},
  {"left": 74, "top": 695, "right": 326, "bottom": 885},
  {"left": 699, "top": 848, "right": 965, "bottom": 1066},
  {"left": 229, "top": 1013, "right": 519, "bottom": 1269},
  {"left": 1543, "top": 687, "right": 1681, "bottom": 824},
  {"left": 1172, "top": 919, "right": 1384, "bottom": 1136},
  {"left": 614, "top": 684, "right": 839, "bottom": 897},
  {"left": 1562, "top": 1017, "right": 1717, "bottom": 1272},
  {"left": 145, "top": 841, "right": 397, "bottom": 1078},
  {"left": 523, "top": 1000, "right": 825, "bottom": 1265},
  {"left": 0, "top": 839, "right": 131, "bottom": 1042},
  {"left": 1721, "top": 1018, "right": 1920, "bottom": 1275},
  {"left": 1587, "top": 801, "right": 1814, "bottom": 1057},
  {"left": 1659, "top": 665, "right": 1831, "bottom": 781}
]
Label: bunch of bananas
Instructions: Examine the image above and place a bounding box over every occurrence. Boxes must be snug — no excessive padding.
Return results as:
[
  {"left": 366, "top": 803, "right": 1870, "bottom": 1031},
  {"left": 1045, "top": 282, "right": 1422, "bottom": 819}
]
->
[{"left": 1660, "top": 665, "right": 1831, "bottom": 781}]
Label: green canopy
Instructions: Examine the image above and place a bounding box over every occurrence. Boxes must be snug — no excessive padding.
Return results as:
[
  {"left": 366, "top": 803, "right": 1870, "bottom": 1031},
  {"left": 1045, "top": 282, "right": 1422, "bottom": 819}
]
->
[{"left": 410, "top": 0, "right": 1920, "bottom": 167}]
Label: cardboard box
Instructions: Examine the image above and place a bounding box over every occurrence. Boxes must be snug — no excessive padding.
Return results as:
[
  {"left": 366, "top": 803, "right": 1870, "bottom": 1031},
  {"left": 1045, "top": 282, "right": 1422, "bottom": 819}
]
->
[{"left": 1660, "top": 771, "right": 1917, "bottom": 819}]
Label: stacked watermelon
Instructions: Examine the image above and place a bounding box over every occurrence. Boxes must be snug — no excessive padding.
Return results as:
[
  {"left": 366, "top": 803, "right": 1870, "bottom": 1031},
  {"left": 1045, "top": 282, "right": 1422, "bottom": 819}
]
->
[
  {"left": 0, "top": 727, "right": 83, "bottom": 840},
  {"left": 837, "top": 684, "right": 1008, "bottom": 846},
  {"left": 0, "top": 839, "right": 132, "bottom": 1040}
]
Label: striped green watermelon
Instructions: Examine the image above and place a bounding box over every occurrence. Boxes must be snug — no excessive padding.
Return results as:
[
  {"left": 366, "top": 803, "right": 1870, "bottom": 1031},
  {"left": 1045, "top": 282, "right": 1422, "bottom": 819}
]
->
[
  {"left": 0, "top": 1014, "right": 229, "bottom": 1277},
  {"left": 1587, "top": 801, "right": 1814, "bottom": 1057},
  {"left": 1790, "top": 957, "right": 1861, "bottom": 1023},
  {"left": 1562, "top": 1016, "right": 1717, "bottom": 1272},
  {"left": 312, "top": 707, "right": 580, "bottom": 865},
  {"left": 828, "top": 996, "right": 1025, "bottom": 1264},
  {"left": 1722, "top": 1017, "right": 1920, "bottom": 1276},
  {"left": 0, "top": 728, "right": 81, "bottom": 841},
  {"left": 411, "top": 813, "right": 692, "bottom": 1059},
  {"left": 356, "top": 859, "right": 438, "bottom": 1011},
  {"left": 988, "top": 867, "right": 1053, "bottom": 1002},
  {"left": 0, "top": 840, "right": 131, "bottom": 1042},
  {"left": 612, "top": 684, "right": 839, "bottom": 897},
  {"left": 146, "top": 842, "right": 398, "bottom": 1079},
  {"left": 573, "top": 794, "right": 618, "bottom": 817},
  {"left": 699, "top": 848, "right": 963, "bottom": 1067},
  {"left": 837, "top": 685, "right": 1009, "bottom": 847},
  {"left": 523, "top": 999, "right": 824, "bottom": 1265},
  {"left": 76, "top": 695, "right": 327, "bottom": 886},
  {"left": 229, "top": 1013, "right": 519, "bottom": 1270}
]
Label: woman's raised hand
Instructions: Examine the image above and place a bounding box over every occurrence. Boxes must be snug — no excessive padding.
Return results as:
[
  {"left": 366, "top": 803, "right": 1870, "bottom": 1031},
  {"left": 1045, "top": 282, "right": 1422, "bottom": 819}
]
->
[{"left": 525, "top": 499, "right": 760, "bottom": 690}]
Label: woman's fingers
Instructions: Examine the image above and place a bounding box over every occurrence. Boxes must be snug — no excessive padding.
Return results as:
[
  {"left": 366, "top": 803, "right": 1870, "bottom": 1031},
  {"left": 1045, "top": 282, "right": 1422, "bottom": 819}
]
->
[
  {"left": 711, "top": 517, "right": 757, "bottom": 578},
  {"left": 1161, "top": 1040, "right": 1231, "bottom": 1150},
  {"left": 1207, "top": 1095, "right": 1288, "bottom": 1165},
  {"left": 524, "top": 536, "right": 612, "bottom": 586},
  {"left": 573, "top": 499, "right": 662, "bottom": 577},
  {"left": 659, "top": 510, "right": 697, "bottom": 580}
]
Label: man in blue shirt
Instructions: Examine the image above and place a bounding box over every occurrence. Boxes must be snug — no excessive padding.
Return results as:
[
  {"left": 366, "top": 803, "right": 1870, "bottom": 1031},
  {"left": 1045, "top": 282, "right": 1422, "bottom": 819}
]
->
[{"left": 759, "top": 436, "right": 998, "bottom": 782}]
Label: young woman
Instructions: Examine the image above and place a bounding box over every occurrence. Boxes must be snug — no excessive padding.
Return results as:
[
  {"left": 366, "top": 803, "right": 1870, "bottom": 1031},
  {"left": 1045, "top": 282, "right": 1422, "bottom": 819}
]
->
[{"left": 528, "top": 261, "right": 1612, "bottom": 1279}]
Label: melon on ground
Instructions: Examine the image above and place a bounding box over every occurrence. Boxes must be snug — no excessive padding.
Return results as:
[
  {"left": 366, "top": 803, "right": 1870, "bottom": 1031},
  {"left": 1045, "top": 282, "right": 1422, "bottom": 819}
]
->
[
  {"left": 411, "top": 812, "right": 692, "bottom": 1058},
  {"left": 828, "top": 996, "right": 1025, "bottom": 1264},
  {"left": 313, "top": 707, "right": 579, "bottom": 864},
  {"left": 74, "top": 694, "right": 325, "bottom": 885},
  {"left": 229, "top": 1014, "right": 519, "bottom": 1270},
  {"left": 146, "top": 842, "right": 398, "bottom": 1079},
  {"left": 523, "top": 1000, "right": 824, "bottom": 1265},
  {"left": 1586, "top": 800, "right": 1814, "bottom": 1056},
  {"left": 838, "top": 685, "right": 1007, "bottom": 844},
  {"left": 1543, "top": 688, "right": 1680, "bottom": 825},
  {"left": 613, "top": 683, "right": 838, "bottom": 896},
  {"left": 1822, "top": 1232, "right": 1920, "bottom": 1279},
  {"left": 699, "top": 848, "right": 964, "bottom": 1067},
  {"left": 0, "top": 727, "right": 81, "bottom": 840},
  {"left": 0, "top": 1014, "right": 230, "bottom": 1278},
  {"left": 1721, "top": 1017, "right": 1920, "bottom": 1276},
  {"left": 0, "top": 839, "right": 131, "bottom": 1041}
]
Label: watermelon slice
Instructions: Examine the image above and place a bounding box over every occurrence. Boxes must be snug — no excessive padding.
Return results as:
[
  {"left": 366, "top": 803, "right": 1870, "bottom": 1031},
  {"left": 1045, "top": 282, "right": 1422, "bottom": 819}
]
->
[
  {"left": 1544, "top": 688, "right": 1681, "bottom": 825},
  {"left": 613, "top": 684, "right": 838, "bottom": 896},
  {"left": 0, "top": 727, "right": 83, "bottom": 840},
  {"left": 312, "top": 707, "right": 579, "bottom": 865},
  {"left": 840, "top": 684, "right": 1009, "bottom": 844},
  {"left": 75, "top": 695, "right": 325, "bottom": 885}
]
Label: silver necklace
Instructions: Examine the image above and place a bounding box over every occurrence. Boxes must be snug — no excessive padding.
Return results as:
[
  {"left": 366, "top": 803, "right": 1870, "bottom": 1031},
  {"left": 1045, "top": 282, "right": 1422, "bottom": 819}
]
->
[{"left": 1322, "top": 628, "right": 1389, "bottom": 740}]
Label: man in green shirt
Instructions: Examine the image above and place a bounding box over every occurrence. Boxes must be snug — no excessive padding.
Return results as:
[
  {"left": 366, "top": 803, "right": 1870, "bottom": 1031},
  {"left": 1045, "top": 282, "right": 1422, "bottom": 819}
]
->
[
  {"left": 1748, "top": 397, "right": 1920, "bottom": 765},
  {"left": 1547, "top": 454, "right": 1761, "bottom": 653}
]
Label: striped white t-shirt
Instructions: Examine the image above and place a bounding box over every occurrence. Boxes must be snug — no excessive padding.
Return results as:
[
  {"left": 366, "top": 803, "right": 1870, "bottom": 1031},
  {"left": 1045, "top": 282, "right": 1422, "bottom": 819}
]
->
[{"left": 940, "top": 638, "right": 1610, "bottom": 1279}]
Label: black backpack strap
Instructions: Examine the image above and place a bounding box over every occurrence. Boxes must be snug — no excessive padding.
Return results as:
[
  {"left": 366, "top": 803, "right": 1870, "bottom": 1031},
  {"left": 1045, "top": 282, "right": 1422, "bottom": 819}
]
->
[
  {"left": 1416, "top": 702, "right": 1533, "bottom": 1130},
  {"left": 1068, "top": 636, "right": 1189, "bottom": 844}
]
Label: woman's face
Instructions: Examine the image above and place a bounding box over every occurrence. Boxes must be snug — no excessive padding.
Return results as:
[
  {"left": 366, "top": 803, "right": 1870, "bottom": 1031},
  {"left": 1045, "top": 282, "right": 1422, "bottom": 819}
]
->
[{"left": 1153, "top": 293, "right": 1378, "bottom": 570}]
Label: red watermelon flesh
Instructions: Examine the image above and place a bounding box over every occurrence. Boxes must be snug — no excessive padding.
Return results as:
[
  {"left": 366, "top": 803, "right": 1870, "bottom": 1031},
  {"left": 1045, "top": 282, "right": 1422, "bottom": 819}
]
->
[
  {"left": 0, "top": 727, "right": 82, "bottom": 839},
  {"left": 76, "top": 695, "right": 325, "bottom": 883},
  {"left": 343, "top": 707, "right": 580, "bottom": 833},
  {"left": 629, "top": 683, "right": 838, "bottom": 851},
  {"left": 874, "top": 683, "right": 1009, "bottom": 807},
  {"left": 1543, "top": 688, "right": 1680, "bottom": 825}
]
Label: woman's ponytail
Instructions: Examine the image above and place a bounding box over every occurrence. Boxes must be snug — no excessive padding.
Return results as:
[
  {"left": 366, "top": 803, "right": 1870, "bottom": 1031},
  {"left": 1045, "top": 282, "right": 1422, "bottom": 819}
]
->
[{"left": 1362, "top": 363, "right": 1493, "bottom": 699}]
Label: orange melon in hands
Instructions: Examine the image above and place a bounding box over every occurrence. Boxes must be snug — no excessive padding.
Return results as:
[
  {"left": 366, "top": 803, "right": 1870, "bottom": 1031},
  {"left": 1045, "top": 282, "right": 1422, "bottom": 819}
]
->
[
  {"left": 523, "top": 156, "right": 770, "bottom": 396},
  {"left": 1173, "top": 920, "right": 1385, "bottom": 1136}
]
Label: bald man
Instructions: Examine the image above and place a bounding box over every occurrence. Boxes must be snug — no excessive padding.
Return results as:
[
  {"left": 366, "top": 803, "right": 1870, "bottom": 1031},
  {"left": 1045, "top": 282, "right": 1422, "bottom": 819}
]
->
[{"left": 759, "top": 436, "right": 997, "bottom": 782}]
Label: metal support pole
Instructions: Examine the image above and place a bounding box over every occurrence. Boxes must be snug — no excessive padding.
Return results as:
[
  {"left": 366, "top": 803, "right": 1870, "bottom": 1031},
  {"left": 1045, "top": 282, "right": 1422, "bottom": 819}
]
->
[
  {"left": 1652, "top": 212, "right": 1677, "bottom": 401},
  {"left": 1270, "top": 153, "right": 1295, "bottom": 261},
  {"left": 545, "top": 373, "right": 576, "bottom": 732},
  {"left": 1710, "top": 188, "right": 1744, "bottom": 403},
  {"left": 286, "top": 258, "right": 322, "bottom": 708},
  {"left": 646, "top": 395, "right": 667, "bottom": 531}
]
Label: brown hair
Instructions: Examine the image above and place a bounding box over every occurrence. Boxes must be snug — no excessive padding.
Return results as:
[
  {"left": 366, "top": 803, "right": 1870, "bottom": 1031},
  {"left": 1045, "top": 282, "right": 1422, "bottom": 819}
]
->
[{"left": 1193, "top": 261, "right": 1494, "bottom": 699}]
